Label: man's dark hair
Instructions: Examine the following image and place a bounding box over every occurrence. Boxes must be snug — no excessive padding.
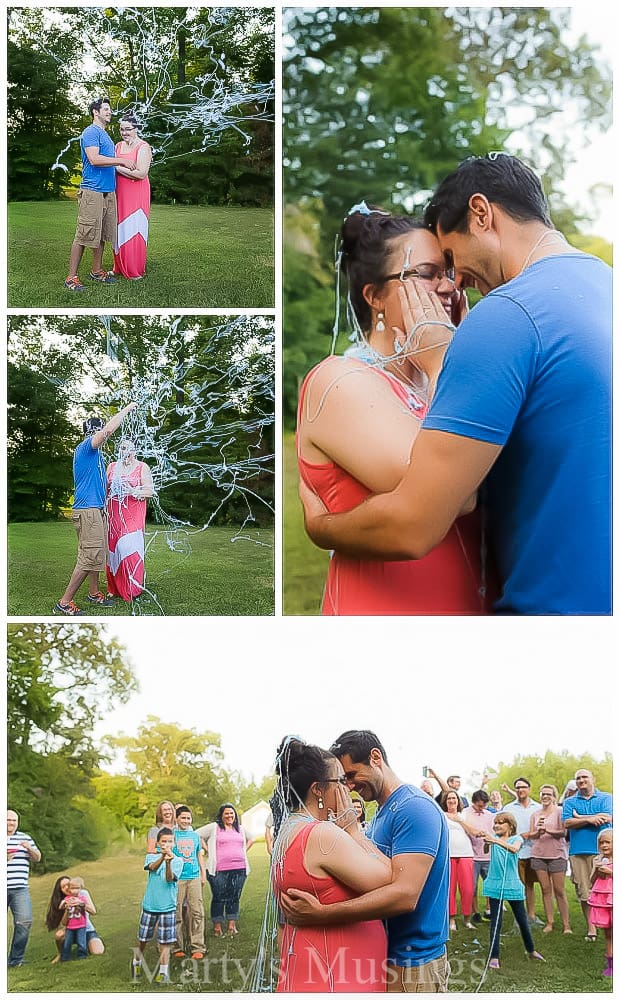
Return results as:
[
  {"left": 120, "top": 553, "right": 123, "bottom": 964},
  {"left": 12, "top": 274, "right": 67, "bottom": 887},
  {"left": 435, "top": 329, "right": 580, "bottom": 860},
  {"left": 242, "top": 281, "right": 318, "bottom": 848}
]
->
[
  {"left": 471, "top": 789, "right": 490, "bottom": 805},
  {"left": 156, "top": 826, "right": 173, "bottom": 841},
  {"left": 514, "top": 777, "right": 531, "bottom": 788},
  {"left": 89, "top": 97, "right": 111, "bottom": 119},
  {"left": 83, "top": 416, "right": 104, "bottom": 435},
  {"left": 329, "top": 730, "right": 389, "bottom": 766},
  {"left": 447, "top": 775, "right": 461, "bottom": 784},
  {"left": 175, "top": 804, "right": 192, "bottom": 818},
  {"left": 424, "top": 154, "right": 552, "bottom": 235}
]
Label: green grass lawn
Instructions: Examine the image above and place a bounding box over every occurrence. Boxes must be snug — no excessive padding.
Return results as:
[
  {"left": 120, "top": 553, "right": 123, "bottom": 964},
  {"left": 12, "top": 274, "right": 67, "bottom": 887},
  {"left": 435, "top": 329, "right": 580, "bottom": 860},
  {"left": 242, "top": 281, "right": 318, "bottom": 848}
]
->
[
  {"left": 283, "top": 431, "right": 328, "bottom": 615},
  {"left": 7, "top": 846, "right": 611, "bottom": 993},
  {"left": 8, "top": 522, "right": 274, "bottom": 616},
  {"left": 7, "top": 845, "right": 272, "bottom": 993},
  {"left": 8, "top": 202, "right": 274, "bottom": 308}
]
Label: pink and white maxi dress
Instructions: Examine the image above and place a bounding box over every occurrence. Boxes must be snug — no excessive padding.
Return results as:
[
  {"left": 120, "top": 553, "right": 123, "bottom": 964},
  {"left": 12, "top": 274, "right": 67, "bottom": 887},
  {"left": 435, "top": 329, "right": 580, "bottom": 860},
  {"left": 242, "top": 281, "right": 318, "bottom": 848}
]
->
[
  {"left": 106, "top": 462, "right": 147, "bottom": 600},
  {"left": 113, "top": 141, "right": 150, "bottom": 278}
]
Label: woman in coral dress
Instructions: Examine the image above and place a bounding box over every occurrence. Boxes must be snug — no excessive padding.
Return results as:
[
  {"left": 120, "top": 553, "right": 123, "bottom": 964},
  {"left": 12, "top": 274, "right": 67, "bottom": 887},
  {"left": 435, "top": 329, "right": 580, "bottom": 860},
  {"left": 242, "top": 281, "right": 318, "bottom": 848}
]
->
[
  {"left": 113, "top": 113, "right": 152, "bottom": 279},
  {"left": 297, "top": 204, "right": 496, "bottom": 615},
  {"left": 271, "top": 737, "right": 389, "bottom": 993},
  {"left": 106, "top": 439, "right": 154, "bottom": 600}
]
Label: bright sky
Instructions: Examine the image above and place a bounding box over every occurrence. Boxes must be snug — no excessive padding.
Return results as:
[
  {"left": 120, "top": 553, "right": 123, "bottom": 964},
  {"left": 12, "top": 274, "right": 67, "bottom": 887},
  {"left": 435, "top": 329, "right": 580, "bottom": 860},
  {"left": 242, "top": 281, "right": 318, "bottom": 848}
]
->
[{"left": 96, "top": 618, "right": 614, "bottom": 791}]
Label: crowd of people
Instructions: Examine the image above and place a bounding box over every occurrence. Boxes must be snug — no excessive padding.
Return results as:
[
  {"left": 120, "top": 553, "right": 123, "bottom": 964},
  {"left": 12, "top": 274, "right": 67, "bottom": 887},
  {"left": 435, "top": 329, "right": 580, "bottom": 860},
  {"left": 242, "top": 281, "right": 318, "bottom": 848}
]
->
[
  {"left": 7, "top": 750, "right": 613, "bottom": 989},
  {"left": 6, "top": 800, "right": 254, "bottom": 983},
  {"left": 268, "top": 737, "right": 613, "bottom": 991}
]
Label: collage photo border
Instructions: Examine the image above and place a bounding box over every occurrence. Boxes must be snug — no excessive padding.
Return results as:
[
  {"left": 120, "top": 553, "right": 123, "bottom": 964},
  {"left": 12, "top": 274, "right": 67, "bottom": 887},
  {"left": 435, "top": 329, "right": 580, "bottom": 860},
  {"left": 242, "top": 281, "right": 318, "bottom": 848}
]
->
[{"left": 2, "top": 2, "right": 616, "bottom": 997}]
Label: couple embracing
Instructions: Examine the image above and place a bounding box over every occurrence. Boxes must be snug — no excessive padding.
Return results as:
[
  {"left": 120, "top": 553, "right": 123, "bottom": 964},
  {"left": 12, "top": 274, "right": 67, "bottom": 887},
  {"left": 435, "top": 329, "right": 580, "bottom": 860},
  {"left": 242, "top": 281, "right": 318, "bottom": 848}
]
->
[
  {"left": 298, "top": 155, "right": 611, "bottom": 616},
  {"left": 65, "top": 96, "right": 152, "bottom": 291},
  {"left": 272, "top": 730, "right": 449, "bottom": 993}
]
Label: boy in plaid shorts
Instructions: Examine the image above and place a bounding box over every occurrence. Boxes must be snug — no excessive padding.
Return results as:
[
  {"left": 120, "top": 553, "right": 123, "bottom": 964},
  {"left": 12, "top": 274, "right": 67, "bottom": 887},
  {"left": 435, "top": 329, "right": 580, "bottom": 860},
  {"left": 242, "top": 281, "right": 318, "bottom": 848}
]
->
[{"left": 133, "top": 828, "right": 184, "bottom": 983}]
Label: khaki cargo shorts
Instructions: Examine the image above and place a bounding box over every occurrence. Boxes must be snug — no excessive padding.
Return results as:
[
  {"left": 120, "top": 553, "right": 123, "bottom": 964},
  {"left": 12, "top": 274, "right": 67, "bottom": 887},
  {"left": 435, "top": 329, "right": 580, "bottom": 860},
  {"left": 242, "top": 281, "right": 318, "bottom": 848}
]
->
[
  {"left": 71, "top": 508, "right": 107, "bottom": 572},
  {"left": 569, "top": 853, "right": 596, "bottom": 902},
  {"left": 74, "top": 189, "right": 117, "bottom": 248},
  {"left": 387, "top": 952, "right": 450, "bottom": 993}
]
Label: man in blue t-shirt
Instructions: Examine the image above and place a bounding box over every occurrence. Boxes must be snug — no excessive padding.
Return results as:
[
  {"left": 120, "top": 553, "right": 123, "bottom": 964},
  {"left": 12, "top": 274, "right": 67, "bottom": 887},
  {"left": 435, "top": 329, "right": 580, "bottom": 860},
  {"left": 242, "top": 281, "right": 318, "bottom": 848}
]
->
[
  {"left": 280, "top": 730, "right": 450, "bottom": 992},
  {"left": 300, "top": 155, "right": 611, "bottom": 615},
  {"left": 54, "top": 401, "right": 137, "bottom": 616},
  {"left": 562, "top": 768, "right": 612, "bottom": 938},
  {"left": 65, "top": 97, "right": 137, "bottom": 292}
]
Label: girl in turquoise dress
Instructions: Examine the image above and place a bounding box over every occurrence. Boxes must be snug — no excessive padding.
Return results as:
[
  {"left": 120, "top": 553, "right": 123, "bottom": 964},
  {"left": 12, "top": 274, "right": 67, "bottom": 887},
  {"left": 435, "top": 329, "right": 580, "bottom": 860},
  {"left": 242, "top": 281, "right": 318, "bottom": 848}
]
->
[{"left": 482, "top": 813, "right": 545, "bottom": 970}]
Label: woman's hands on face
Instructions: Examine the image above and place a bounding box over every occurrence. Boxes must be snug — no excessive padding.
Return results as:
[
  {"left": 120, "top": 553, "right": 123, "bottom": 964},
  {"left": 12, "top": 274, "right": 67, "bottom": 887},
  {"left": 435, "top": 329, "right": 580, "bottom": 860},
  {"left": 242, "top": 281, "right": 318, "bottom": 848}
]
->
[
  {"left": 331, "top": 784, "right": 358, "bottom": 833},
  {"left": 394, "top": 279, "right": 454, "bottom": 352}
]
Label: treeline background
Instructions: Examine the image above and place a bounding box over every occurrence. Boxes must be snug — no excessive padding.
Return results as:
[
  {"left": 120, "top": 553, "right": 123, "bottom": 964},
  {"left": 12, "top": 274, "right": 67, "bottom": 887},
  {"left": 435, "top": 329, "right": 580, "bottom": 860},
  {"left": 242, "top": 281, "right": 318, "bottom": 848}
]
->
[
  {"left": 7, "top": 315, "right": 275, "bottom": 527},
  {"left": 8, "top": 6, "right": 274, "bottom": 207}
]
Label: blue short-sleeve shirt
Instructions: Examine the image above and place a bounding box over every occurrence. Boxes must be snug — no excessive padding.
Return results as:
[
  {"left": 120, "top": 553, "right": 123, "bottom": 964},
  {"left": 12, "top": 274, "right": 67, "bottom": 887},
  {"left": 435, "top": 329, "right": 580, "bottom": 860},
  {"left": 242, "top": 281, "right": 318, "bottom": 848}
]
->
[
  {"left": 174, "top": 829, "right": 202, "bottom": 880},
  {"left": 368, "top": 784, "right": 449, "bottom": 967},
  {"left": 424, "top": 254, "right": 611, "bottom": 615},
  {"left": 72, "top": 437, "right": 106, "bottom": 509},
  {"left": 80, "top": 124, "right": 116, "bottom": 192},
  {"left": 142, "top": 853, "right": 184, "bottom": 913},
  {"left": 562, "top": 790, "right": 613, "bottom": 855}
]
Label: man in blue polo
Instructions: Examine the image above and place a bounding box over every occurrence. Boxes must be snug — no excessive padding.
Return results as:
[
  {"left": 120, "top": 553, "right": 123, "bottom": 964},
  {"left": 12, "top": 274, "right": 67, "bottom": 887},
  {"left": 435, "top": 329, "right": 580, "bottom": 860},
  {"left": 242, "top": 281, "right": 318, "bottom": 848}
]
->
[
  {"left": 562, "top": 768, "right": 613, "bottom": 938},
  {"left": 54, "top": 401, "right": 137, "bottom": 615},
  {"left": 281, "top": 730, "right": 450, "bottom": 992},
  {"left": 65, "top": 97, "right": 136, "bottom": 292}
]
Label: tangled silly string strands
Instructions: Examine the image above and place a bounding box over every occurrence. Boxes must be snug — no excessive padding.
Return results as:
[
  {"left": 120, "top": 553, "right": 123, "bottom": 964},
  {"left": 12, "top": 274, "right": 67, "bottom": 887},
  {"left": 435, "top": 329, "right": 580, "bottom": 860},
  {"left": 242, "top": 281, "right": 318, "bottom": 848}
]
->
[
  {"left": 248, "top": 736, "right": 366, "bottom": 992},
  {"left": 99, "top": 315, "right": 274, "bottom": 615},
  {"left": 51, "top": 7, "right": 274, "bottom": 172}
]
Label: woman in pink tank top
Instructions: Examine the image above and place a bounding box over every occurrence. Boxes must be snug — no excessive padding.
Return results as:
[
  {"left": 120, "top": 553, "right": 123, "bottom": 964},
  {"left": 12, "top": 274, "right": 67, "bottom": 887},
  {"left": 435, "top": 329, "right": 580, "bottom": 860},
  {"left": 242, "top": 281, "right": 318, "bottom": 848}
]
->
[{"left": 296, "top": 203, "right": 495, "bottom": 615}]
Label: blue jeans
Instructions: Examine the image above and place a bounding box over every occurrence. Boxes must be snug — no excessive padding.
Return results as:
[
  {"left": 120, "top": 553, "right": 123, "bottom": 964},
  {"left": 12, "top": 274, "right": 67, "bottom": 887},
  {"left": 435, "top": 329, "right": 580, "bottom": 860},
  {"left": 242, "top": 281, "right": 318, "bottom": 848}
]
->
[
  {"left": 7, "top": 887, "right": 33, "bottom": 966},
  {"left": 61, "top": 926, "right": 88, "bottom": 961},
  {"left": 488, "top": 897, "right": 534, "bottom": 960},
  {"left": 207, "top": 870, "right": 247, "bottom": 923}
]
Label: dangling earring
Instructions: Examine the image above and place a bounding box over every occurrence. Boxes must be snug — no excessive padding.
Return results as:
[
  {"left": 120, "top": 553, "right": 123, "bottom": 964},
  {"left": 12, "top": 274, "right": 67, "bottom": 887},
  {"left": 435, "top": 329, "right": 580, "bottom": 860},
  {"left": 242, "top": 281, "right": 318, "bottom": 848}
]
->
[
  {"left": 318, "top": 795, "right": 324, "bottom": 811},
  {"left": 375, "top": 312, "right": 385, "bottom": 333}
]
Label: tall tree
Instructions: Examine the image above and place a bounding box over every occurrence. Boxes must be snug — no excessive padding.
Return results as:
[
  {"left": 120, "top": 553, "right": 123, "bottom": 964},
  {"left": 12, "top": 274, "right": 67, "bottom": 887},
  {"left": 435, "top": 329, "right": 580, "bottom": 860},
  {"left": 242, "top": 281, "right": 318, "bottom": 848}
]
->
[
  {"left": 284, "top": 7, "right": 611, "bottom": 238},
  {"left": 8, "top": 623, "right": 137, "bottom": 762},
  {"left": 7, "top": 623, "right": 137, "bottom": 870},
  {"left": 8, "top": 6, "right": 274, "bottom": 206},
  {"left": 8, "top": 10, "right": 85, "bottom": 199},
  {"left": 489, "top": 751, "right": 612, "bottom": 800},
  {"left": 110, "top": 717, "right": 240, "bottom": 827}
]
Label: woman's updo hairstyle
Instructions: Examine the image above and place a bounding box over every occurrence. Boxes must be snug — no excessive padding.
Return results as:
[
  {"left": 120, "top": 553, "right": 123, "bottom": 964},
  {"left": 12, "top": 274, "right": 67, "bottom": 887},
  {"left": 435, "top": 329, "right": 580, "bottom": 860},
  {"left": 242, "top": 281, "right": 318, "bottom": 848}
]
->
[
  {"left": 275, "top": 736, "right": 334, "bottom": 810},
  {"left": 120, "top": 112, "right": 140, "bottom": 129},
  {"left": 341, "top": 207, "right": 425, "bottom": 333}
]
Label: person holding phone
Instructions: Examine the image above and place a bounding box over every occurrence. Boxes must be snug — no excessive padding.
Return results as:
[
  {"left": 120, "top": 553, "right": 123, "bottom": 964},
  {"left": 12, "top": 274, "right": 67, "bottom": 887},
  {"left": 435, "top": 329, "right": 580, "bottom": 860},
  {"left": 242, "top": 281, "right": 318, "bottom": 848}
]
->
[{"left": 296, "top": 203, "right": 494, "bottom": 615}]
